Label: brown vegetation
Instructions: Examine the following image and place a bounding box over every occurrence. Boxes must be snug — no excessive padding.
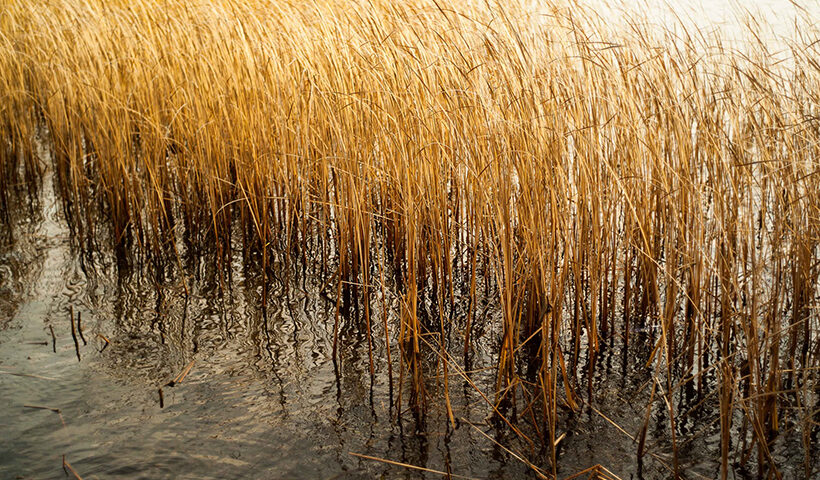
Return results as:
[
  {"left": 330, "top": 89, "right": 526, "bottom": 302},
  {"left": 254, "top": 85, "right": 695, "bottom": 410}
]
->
[{"left": 1, "top": 0, "right": 818, "bottom": 477}]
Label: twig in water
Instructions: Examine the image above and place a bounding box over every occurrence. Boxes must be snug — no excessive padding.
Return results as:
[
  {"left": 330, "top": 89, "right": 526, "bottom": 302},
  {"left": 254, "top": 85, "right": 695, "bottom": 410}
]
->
[
  {"left": 588, "top": 404, "right": 680, "bottom": 476},
  {"left": 349, "top": 452, "right": 478, "bottom": 480},
  {"left": 23, "top": 404, "right": 59, "bottom": 412},
  {"left": 166, "top": 360, "right": 195, "bottom": 387},
  {"left": 24, "top": 404, "right": 66, "bottom": 427},
  {"left": 461, "top": 417, "right": 551, "bottom": 479},
  {"left": 563, "top": 464, "right": 622, "bottom": 480},
  {"left": 96, "top": 333, "right": 110, "bottom": 353},
  {"left": 62, "top": 455, "right": 84, "bottom": 479},
  {"left": 0, "top": 370, "right": 57, "bottom": 380}
]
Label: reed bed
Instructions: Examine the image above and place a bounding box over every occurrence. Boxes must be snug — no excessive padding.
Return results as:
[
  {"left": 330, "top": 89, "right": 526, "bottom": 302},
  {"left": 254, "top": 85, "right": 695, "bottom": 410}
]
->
[{"left": 1, "top": 0, "right": 819, "bottom": 476}]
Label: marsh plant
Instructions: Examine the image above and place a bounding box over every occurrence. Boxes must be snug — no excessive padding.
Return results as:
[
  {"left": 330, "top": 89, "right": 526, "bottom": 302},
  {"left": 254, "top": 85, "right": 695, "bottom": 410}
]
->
[{"left": 1, "top": 0, "right": 819, "bottom": 477}]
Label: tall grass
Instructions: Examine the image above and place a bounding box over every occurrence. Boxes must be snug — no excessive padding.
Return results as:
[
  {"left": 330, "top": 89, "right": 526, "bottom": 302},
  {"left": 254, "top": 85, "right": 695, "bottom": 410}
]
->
[{"left": 1, "top": 0, "right": 819, "bottom": 476}]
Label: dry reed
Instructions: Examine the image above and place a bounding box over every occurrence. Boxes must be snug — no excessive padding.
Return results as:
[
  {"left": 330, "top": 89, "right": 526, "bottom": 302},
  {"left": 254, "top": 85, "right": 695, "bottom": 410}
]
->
[{"left": 1, "top": 0, "right": 818, "bottom": 476}]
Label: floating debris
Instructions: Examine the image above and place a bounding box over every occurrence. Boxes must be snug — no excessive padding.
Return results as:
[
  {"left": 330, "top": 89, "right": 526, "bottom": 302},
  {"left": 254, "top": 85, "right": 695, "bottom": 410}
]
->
[
  {"left": 24, "top": 404, "right": 66, "bottom": 428},
  {"left": 96, "top": 333, "right": 110, "bottom": 353},
  {"left": 62, "top": 455, "right": 84, "bottom": 479},
  {"left": 166, "top": 360, "right": 195, "bottom": 387}
]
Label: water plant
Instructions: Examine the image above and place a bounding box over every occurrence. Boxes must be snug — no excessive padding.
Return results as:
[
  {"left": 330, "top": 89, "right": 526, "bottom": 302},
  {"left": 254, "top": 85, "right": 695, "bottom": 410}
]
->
[{"left": 1, "top": 0, "right": 818, "bottom": 477}]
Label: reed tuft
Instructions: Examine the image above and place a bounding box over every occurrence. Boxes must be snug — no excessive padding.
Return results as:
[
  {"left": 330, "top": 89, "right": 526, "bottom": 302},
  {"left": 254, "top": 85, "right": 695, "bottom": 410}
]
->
[{"left": 1, "top": 0, "right": 818, "bottom": 476}]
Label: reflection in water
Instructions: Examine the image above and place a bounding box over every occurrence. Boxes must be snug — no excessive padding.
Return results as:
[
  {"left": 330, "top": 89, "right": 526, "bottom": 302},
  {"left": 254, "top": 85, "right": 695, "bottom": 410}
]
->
[
  {"left": 0, "top": 163, "right": 541, "bottom": 479},
  {"left": 2, "top": 3, "right": 819, "bottom": 476},
  {"left": 0, "top": 162, "right": 815, "bottom": 479},
  {"left": 0, "top": 166, "right": 815, "bottom": 478},
  {"left": 0, "top": 154, "right": 653, "bottom": 480}
]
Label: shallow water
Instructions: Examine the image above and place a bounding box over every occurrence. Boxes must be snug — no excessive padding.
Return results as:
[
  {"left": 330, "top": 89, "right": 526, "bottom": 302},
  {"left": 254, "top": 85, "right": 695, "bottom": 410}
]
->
[
  {"left": 2, "top": 2, "right": 819, "bottom": 478},
  {"left": 2, "top": 158, "right": 815, "bottom": 480},
  {"left": 0, "top": 167, "right": 547, "bottom": 479},
  {"left": 0, "top": 152, "right": 656, "bottom": 480}
]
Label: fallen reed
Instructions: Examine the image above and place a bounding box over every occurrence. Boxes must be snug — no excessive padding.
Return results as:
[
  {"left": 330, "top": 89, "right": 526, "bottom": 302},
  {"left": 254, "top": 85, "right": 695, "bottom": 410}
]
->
[{"left": 1, "top": 0, "right": 818, "bottom": 476}]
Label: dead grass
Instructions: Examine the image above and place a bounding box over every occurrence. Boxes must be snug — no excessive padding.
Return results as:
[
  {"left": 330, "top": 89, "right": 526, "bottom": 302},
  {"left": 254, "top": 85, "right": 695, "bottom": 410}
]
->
[{"left": 1, "top": 0, "right": 818, "bottom": 476}]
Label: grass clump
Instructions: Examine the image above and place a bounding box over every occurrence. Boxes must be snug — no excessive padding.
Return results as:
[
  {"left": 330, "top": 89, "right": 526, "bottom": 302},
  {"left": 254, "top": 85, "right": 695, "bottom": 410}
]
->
[{"left": 1, "top": 0, "right": 819, "bottom": 477}]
